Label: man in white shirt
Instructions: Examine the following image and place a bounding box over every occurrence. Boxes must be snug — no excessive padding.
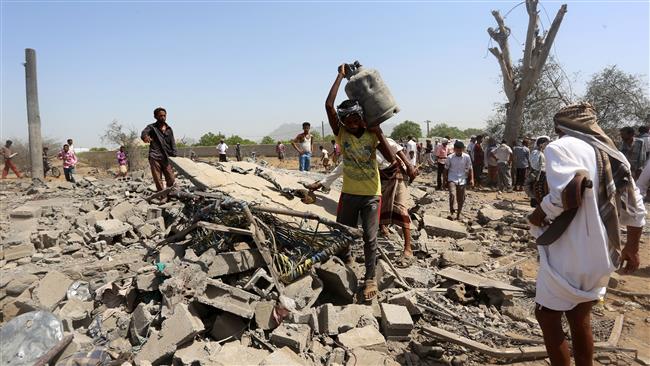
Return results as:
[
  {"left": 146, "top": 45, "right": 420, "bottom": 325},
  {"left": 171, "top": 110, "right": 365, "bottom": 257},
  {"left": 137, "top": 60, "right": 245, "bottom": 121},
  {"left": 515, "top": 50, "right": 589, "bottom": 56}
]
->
[
  {"left": 216, "top": 140, "right": 228, "bottom": 162},
  {"left": 406, "top": 136, "right": 417, "bottom": 166},
  {"left": 319, "top": 145, "right": 330, "bottom": 170},
  {"left": 492, "top": 140, "right": 513, "bottom": 192},
  {"left": 528, "top": 103, "right": 645, "bottom": 366},
  {"left": 467, "top": 136, "right": 476, "bottom": 161},
  {"left": 445, "top": 141, "right": 473, "bottom": 220}
]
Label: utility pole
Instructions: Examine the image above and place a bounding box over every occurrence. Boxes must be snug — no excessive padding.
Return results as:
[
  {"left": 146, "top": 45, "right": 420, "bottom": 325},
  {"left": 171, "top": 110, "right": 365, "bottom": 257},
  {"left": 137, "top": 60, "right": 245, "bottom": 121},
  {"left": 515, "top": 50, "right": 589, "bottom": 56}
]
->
[
  {"left": 321, "top": 121, "right": 325, "bottom": 140},
  {"left": 24, "top": 48, "right": 44, "bottom": 180},
  {"left": 425, "top": 120, "right": 431, "bottom": 137}
]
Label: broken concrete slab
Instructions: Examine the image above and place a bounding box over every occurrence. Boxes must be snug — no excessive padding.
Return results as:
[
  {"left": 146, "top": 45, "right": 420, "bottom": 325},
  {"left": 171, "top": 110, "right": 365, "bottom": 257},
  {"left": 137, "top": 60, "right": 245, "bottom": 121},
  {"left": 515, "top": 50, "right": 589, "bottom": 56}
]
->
[
  {"left": 315, "top": 257, "right": 358, "bottom": 303},
  {"left": 477, "top": 206, "right": 508, "bottom": 225},
  {"left": 95, "top": 219, "right": 131, "bottom": 237},
  {"left": 173, "top": 340, "right": 222, "bottom": 365},
  {"left": 130, "top": 302, "right": 157, "bottom": 345},
  {"left": 260, "top": 347, "right": 307, "bottom": 366},
  {"left": 270, "top": 323, "right": 311, "bottom": 353},
  {"left": 136, "top": 272, "right": 161, "bottom": 292},
  {"left": 210, "top": 341, "right": 270, "bottom": 366},
  {"left": 254, "top": 300, "right": 279, "bottom": 330},
  {"left": 110, "top": 201, "right": 137, "bottom": 222},
  {"left": 441, "top": 251, "right": 485, "bottom": 267},
  {"left": 380, "top": 303, "right": 414, "bottom": 341},
  {"left": 346, "top": 349, "right": 399, "bottom": 366},
  {"left": 211, "top": 312, "right": 246, "bottom": 341},
  {"left": 388, "top": 290, "right": 420, "bottom": 316},
  {"left": 5, "top": 274, "right": 39, "bottom": 296},
  {"left": 316, "top": 303, "right": 376, "bottom": 335},
  {"left": 196, "top": 278, "right": 260, "bottom": 319},
  {"left": 423, "top": 214, "right": 468, "bottom": 239},
  {"left": 337, "top": 325, "right": 386, "bottom": 350},
  {"left": 38, "top": 230, "right": 61, "bottom": 249},
  {"left": 85, "top": 210, "right": 109, "bottom": 226},
  {"left": 58, "top": 298, "right": 94, "bottom": 331},
  {"left": 134, "top": 303, "right": 205, "bottom": 365},
  {"left": 243, "top": 268, "right": 275, "bottom": 298},
  {"left": 2, "top": 243, "right": 35, "bottom": 261},
  {"left": 437, "top": 267, "right": 523, "bottom": 291},
  {"left": 283, "top": 273, "right": 323, "bottom": 310},
  {"left": 10, "top": 205, "right": 42, "bottom": 219},
  {"left": 33, "top": 270, "right": 73, "bottom": 310},
  {"left": 375, "top": 259, "right": 396, "bottom": 291},
  {"left": 206, "top": 250, "right": 265, "bottom": 278}
]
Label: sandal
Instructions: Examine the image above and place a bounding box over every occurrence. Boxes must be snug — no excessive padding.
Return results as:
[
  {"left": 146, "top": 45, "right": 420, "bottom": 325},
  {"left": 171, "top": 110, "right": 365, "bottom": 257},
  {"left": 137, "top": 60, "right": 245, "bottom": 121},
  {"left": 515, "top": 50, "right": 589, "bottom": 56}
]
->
[
  {"left": 363, "top": 279, "right": 378, "bottom": 301},
  {"left": 395, "top": 254, "right": 416, "bottom": 268}
]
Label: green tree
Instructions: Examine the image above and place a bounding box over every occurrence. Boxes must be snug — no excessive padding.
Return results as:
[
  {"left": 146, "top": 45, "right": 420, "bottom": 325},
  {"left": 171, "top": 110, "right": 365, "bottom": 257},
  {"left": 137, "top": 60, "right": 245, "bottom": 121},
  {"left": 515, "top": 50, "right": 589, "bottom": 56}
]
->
[
  {"left": 260, "top": 136, "right": 275, "bottom": 144},
  {"left": 196, "top": 132, "right": 225, "bottom": 146},
  {"left": 463, "top": 128, "right": 484, "bottom": 137},
  {"left": 427, "top": 123, "right": 466, "bottom": 139},
  {"left": 390, "top": 121, "right": 422, "bottom": 140},
  {"left": 89, "top": 147, "right": 108, "bottom": 152},
  {"left": 225, "top": 135, "right": 256, "bottom": 145}
]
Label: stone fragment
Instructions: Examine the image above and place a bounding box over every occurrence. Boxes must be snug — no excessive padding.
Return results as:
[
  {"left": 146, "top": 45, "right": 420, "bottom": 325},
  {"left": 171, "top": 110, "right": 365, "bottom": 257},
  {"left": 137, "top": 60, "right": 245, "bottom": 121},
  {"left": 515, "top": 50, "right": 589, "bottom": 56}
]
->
[
  {"left": 39, "top": 230, "right": 61, "bottom": 249},
  {"left": 3, "top": 243, "right": 35, "bottom": 261},
  {"left": 243, "top": 268, "right": 275, "bottom": 297},
  {"left": 316, "top": 304, "right": 376, "bottom": 335},
  {"left": 337, "top": 326, "right": 386, "bottom": 350},
  {"left": 196, "top": 279, "right": 260, "bottom": 319},
  {"left": 254, "top": 300, "right": 279, "bottom": 330},
  {"left": 130, "top": 302, "right": 157, "bottom": 345},
  {"left": 423, "top": 214, "right": 468, "bottom": 239},
  {"left": 95, "top": 219, "right": 131, "bottom": 238},
  {"left": 10, "top": 205, "right": 42, "bottom": 219},
  {"left": 477, "top": 206, "right": 508, "bottom": 225},
  {"left": 315, "top": 257, "right": 358, "bottom": 303},
  {"left": 173, "top": 340, "right": 222, "bottom": 366},
  {"left": 134, "top": 303, "right": 205, "bottom": 365},
  {"left": 127, "top": 215, "right": 146, "bottom": 228},
  {"left": 210, "top": 341, "right": 269, "bottom": 366},
  {"left": 58, "top": 299, "right": 94, "bottom": 331},
  {"left": 374, "top": 259, "right": 395, "bottom": 291},
  {"left": 206, "top": 250, "right": 265, "bottom": 278},
  {"left": 260, "top": 347, "right": 307, "bottom": 366},
  {"left": 346, "top": 349, "right": 399, "bottom": 366},
  {"left": 110, "top": 201, "right": 137, "bottom": 221},
  {"left": 283, "top": 273, "right": 322, "bottom": 310},
  {"left": 270, "top": 323, "right": 311, "bottom": 353},
  {"left": 380, "top": 303, "right": 414, "bottom": 341},
  {"left": 388, "top": 290, "right": 420, "bottom": 316},
  {"left": 33, "top": 270, "right": 73, "bottom": 310},
  {"left": 5, "top": 274, "right": 39, "bottom": 296},
  {"left": 85, "top": 210, "right": 109, "bottom": 226},
  {"left": 136, "top": 272, "right": 161, "bottom": 292},
  {"left": 441, "top": 251, "right": 485, "bottom": 267}
]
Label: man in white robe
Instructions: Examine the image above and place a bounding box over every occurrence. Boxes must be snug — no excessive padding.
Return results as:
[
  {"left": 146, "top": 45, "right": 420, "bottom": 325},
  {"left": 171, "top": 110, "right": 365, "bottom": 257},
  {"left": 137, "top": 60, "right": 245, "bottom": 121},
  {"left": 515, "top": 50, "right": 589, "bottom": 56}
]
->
[{"left": 528, "top": 103, "right": 645, "bottom": 366}]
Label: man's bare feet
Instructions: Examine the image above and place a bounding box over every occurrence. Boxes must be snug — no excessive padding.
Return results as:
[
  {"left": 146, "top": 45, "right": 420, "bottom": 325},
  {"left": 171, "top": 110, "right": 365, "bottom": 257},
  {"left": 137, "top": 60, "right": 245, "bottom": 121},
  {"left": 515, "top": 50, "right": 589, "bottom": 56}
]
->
[{"left": 363, "top": 279, "right": 378, "bottom": 301}]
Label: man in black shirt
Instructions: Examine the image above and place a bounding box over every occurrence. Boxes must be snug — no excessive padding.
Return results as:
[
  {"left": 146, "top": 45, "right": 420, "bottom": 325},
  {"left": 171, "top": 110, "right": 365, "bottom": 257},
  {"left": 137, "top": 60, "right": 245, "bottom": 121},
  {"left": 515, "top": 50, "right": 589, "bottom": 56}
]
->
[{"left": 141, "top": 107, "right": 177, "bottom": 191}]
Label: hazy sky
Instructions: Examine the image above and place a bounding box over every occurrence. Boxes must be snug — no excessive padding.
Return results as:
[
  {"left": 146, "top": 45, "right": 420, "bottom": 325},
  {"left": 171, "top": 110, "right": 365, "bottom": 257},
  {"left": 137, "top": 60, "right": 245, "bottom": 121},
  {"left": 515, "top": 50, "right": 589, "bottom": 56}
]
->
[{"left": 2, "top": 1, "right": 648, "bottom": 148}]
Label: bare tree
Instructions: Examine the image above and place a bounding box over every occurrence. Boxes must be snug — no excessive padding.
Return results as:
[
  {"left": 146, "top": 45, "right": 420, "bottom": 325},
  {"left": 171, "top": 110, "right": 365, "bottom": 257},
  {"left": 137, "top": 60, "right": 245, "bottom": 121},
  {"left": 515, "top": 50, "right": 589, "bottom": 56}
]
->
[
  {"left": 101, "top": 120, "right": 142, "bottom": 171},
  {"left": 488, "top": 0, "right": 567, "bottom": 144}
]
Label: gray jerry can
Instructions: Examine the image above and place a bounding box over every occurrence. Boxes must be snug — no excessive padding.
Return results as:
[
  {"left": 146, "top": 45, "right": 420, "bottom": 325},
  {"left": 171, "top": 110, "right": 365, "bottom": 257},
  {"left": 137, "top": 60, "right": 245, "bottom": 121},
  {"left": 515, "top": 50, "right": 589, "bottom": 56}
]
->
[{"left": 344, "top": 61, "right": 400, "bottom": 127}]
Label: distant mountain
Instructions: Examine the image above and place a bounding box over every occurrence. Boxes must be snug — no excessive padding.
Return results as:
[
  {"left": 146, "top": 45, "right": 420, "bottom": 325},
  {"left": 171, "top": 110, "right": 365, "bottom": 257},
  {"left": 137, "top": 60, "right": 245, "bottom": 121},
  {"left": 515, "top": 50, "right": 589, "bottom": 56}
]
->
[{"left": 265, "top": 122, "right": 396, "bottom": 140}]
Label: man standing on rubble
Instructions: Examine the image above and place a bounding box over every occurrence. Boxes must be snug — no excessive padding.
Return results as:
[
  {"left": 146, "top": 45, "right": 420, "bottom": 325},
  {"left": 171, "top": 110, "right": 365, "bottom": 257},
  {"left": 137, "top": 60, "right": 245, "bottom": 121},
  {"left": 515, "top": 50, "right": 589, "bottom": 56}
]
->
[
  {"left": 492, "top": 139, "right": 513, "bottom": 192},
  {"left": 1, "top": 140, "right": 22, "bottom": 179},
  {"left": 141, "top": 107, "right": 177, "bottom": 192},
  {"left": 528, "top": 103, "right": 645, "bottom": 366},
  {"left": 217, "top": 139, "right": 229, "bottom": 162},
  {"left": 292, "top": 122, "right": 313, "bottom": 171},
  {"left": 445, "top": 140, "right": 473, "bottom": 220},
  {"left": 325, "top": 64, "right": 399, "bottom": 301}
]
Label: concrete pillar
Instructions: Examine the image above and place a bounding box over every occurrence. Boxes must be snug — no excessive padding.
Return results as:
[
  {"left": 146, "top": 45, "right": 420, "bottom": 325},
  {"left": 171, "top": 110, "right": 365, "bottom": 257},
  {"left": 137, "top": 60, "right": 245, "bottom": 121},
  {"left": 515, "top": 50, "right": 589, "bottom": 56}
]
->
[{"left": 25, "top": 48, "right": 44, "bottom": 179}]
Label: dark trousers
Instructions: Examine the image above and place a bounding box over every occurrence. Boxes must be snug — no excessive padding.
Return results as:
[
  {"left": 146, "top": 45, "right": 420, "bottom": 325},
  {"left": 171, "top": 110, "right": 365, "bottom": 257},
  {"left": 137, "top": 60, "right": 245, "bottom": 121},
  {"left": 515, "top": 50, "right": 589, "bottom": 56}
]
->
[
  {"left": 472, "top": 163, "right": 483, "bottom": 186},
  {"left": 336, "top": 193, "right": 380, "bottom": 280},
  {"left": 219, "top": 154, "right": 227, "bottom": 162},
  {"left": 436, "top": 162, "right": 445, "bottom": 189},
  {"left": 149, "top": 157, "right": 175, "bottom": 191},
  {"left": 63, "top": 167, "right": 76, "bottom": 183},
  {"left": 515, "top": 168, "right": 528, "bottom": 187}
]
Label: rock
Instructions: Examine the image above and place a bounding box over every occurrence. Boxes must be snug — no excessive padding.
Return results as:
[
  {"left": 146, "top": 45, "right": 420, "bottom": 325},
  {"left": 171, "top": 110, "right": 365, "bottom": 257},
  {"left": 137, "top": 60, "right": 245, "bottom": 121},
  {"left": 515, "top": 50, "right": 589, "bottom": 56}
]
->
[
  {"left": 173, "top": 340, "right": 222, "bottom": 365},
  {"left": 137, "top": 224, "right": 157, "bottom": 238},
  {"left": 388, "top": 290, "right": 420, "bottom": 316},
  {"left": 134, "top": 303, "right": 205, "bottom": 365},
  {"left": 210, "top": 341, "right": 269, "bottom": 366},
  {"left": 328, "top": 348, "right": 346, "bottom": 366},
  {"left": 346, "top": 349, "right": 399, "bottom": 366},
  {"left": 130, "top": 302, "right": 158, "bottom": 345},
  {"left": 211, "top": 312, "right": 246, "bottom": 341},
  {"left": 10, "top": 205, "right": 42, "bottom": 219},
  {"left": 337, "top": 326, "right": 386, "bottom": 350},
  {"left": 270, "top": 323, "right": 311, "bottom": 353},
  {"left": 477, "top": 206, "right": 508, "bottom": 225},
  {"left": 283, "top": 273, "right": 322, "bottom": 310},
  {"left": 441, "top": 251, "right": 485, "bottom": 267},
  {"left": 85, "top": 210, "right": 109, "bottom": 226},
  {"left": 110, "top": 201, "right": 137, "bottom": 221},
  {"left": 446, "top": 284, "right": 474, "bottom": 305},
  {"left": 380, "top": 303, "right": 414, "bottom": 341},
  {"left": 95, "top": 219, "right": 131, "bottom": 237},
  {"left": 136, "top": 272, "right": 161, "bottom": 292},
  {"left": 38, "top": 230, "right": 61, "bottom": 249},
  {"left": 423, "top": 214, "right": 467, "bottom": 239},
  {"left": 33, "top": 270, "right": 73, "bottom": 310},
  {"left": 315, "top": 257, "right": 358, "bottom": 303},
  {"left": 260, "top": 347, "right": 307, "bottom": 366},
  {"left": 456, "top": 239, "right": 480, "bottom": 252},
  {"left": 3, "top": 243, "right": 36, "bottom": 261},
  {"left": 58, "top": 298, "right": 94, "bottom": 331},
  {"left": 254, "top": 300, "right": 279, "bottom": 330},
  {"left": 205, "top": 250, "right": 266, "bottom": 278},
  {"left": 5, "top": 273, "right": 39, "bottom": 296},
  {"left": 375, "top": 259, "right": 396, "bottom": 291}
]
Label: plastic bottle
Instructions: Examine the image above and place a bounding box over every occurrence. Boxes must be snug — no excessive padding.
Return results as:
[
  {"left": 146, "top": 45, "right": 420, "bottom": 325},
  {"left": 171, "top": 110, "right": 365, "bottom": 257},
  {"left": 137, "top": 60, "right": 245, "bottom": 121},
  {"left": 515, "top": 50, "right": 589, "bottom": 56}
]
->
[{"left": 344, "top": 61, "right": 400, "bottom": 126}]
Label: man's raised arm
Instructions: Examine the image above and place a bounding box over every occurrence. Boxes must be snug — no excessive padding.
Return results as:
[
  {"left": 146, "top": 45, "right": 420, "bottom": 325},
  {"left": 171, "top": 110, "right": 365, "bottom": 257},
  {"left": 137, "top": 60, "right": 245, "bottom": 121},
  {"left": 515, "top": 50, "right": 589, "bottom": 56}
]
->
[{"left": 325, "top": 65, "right": 346, "bottom": 136}]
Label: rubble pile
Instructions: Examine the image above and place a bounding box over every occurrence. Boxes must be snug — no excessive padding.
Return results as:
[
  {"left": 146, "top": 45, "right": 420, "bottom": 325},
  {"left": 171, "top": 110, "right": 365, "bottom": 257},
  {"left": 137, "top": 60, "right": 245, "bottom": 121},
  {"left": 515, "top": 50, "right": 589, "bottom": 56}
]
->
[{"left": 0, "top": 159, "right": 631, "bottom": 365}]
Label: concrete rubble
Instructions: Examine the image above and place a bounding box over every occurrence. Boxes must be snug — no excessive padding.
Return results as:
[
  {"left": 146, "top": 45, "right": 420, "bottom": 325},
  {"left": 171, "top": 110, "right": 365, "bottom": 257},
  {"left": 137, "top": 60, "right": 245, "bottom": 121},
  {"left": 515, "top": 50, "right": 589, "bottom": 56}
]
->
[{"left": 0, "top": 158, "right": 638, "bottom": 365}]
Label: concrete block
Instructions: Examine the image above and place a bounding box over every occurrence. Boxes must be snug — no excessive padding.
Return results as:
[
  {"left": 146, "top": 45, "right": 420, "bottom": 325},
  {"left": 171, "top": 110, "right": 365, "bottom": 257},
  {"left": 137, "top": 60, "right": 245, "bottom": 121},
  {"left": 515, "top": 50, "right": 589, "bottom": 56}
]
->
[
  {"left": 270, "top": 323, "right": 311, "bottom": 353},
  {"left": 130, "top": 302, "right": 157, "bottom": 345},
  {"left": 3, "top": 243, "right": 35, "bottom": 261},
  {"left": 85, "top": 210, "right": 109, "bottom": 226},
  {"left": 58, "top": 299, "right": 94, "bottom": 331},
  {"left": 316, "top": 304, "right": 376, "bottom": 335},
  {"left": 210, "top": 341, "right": 269, "bottom": 366},
  {"left": 211, "top": 312, "right": 246, "bottom": 341},
  {"left": 196, "top": 279, "right": 260, "bottom": 319},
  {"left": 127, "top": 215, "right": 146, "bottom": 228},
  {"left": 110, "top": 201, "right": 137, "bottom": 221},
  {"left": 135, "top": 303, "right": 205, "bottom": 365},
  {"left": 136, "top": 272, "right": 161, "bottom": 292},
  {"left": 388, "top": 290, "right": 420, "bottom": 316},
  {"left": 5, "top": 274, "right": 39, "bottom": 296},
  {"left": 380, "top": 303, "right": 413, "bottom": 341},
  {"left": 158, "top": 244, "right": 185, "bottom": 263},
  {"left": 423, "top": 214, "right": 468, "bottom": 239},
  {"left": 254, "top": 300, "right": 279, "bottom": 330},
  {"left": 243, "top": 268, "right": 275, "bottom": 297},
  {"left": 147, "top": 207, "right": 163, "bottom": 221},
  {"left": 441, "top": 251, "right": 485, "bottom": 267},
  {"left": 95, "top": 219, "right": 131, "bottom": 238},
  {"left": 283, "top": 273, "right": 323, "bottom": 310},
  {"left": 206, "top": 250, "right": 265, "bottom": 278},
  {"left": 315, "top": 257, "right": 358, "bottom": 303},
  {"left": 10, "top": 205, "right": 42, "bottom": 219},
  {"left": 374, "top": 259, "right": 395, "bottom": 291},
  {"left": 147, "top": 217, "right": 166, "bottom": 233},
  {"left": 137, "top": 223, "right": 157, "bottom": 238},
  {"left": 33, "top": 270, "right": 73, "bottom": 310},
  {"left": 260, "top": 347, "right": 307, "bottom": 366},
  {"left": 39, "top": 230, "right": 61, "bottom": 249},
  {"left": 337, "top": 326, "right": 386, "bottom": 350}
]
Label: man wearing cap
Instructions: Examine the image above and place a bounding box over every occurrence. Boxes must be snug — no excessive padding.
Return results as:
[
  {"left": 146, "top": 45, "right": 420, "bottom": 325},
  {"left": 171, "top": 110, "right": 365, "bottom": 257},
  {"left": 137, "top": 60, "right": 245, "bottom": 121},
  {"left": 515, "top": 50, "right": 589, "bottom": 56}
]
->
[
  {"left": 528, "top": 103, "right": 645, "bottom": 366},
  {"left": 445, "top": 141, "right": 474, "bottom": 220},
  {"left": 435, "top": 138, "right": 450, "bottom": 190}
]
